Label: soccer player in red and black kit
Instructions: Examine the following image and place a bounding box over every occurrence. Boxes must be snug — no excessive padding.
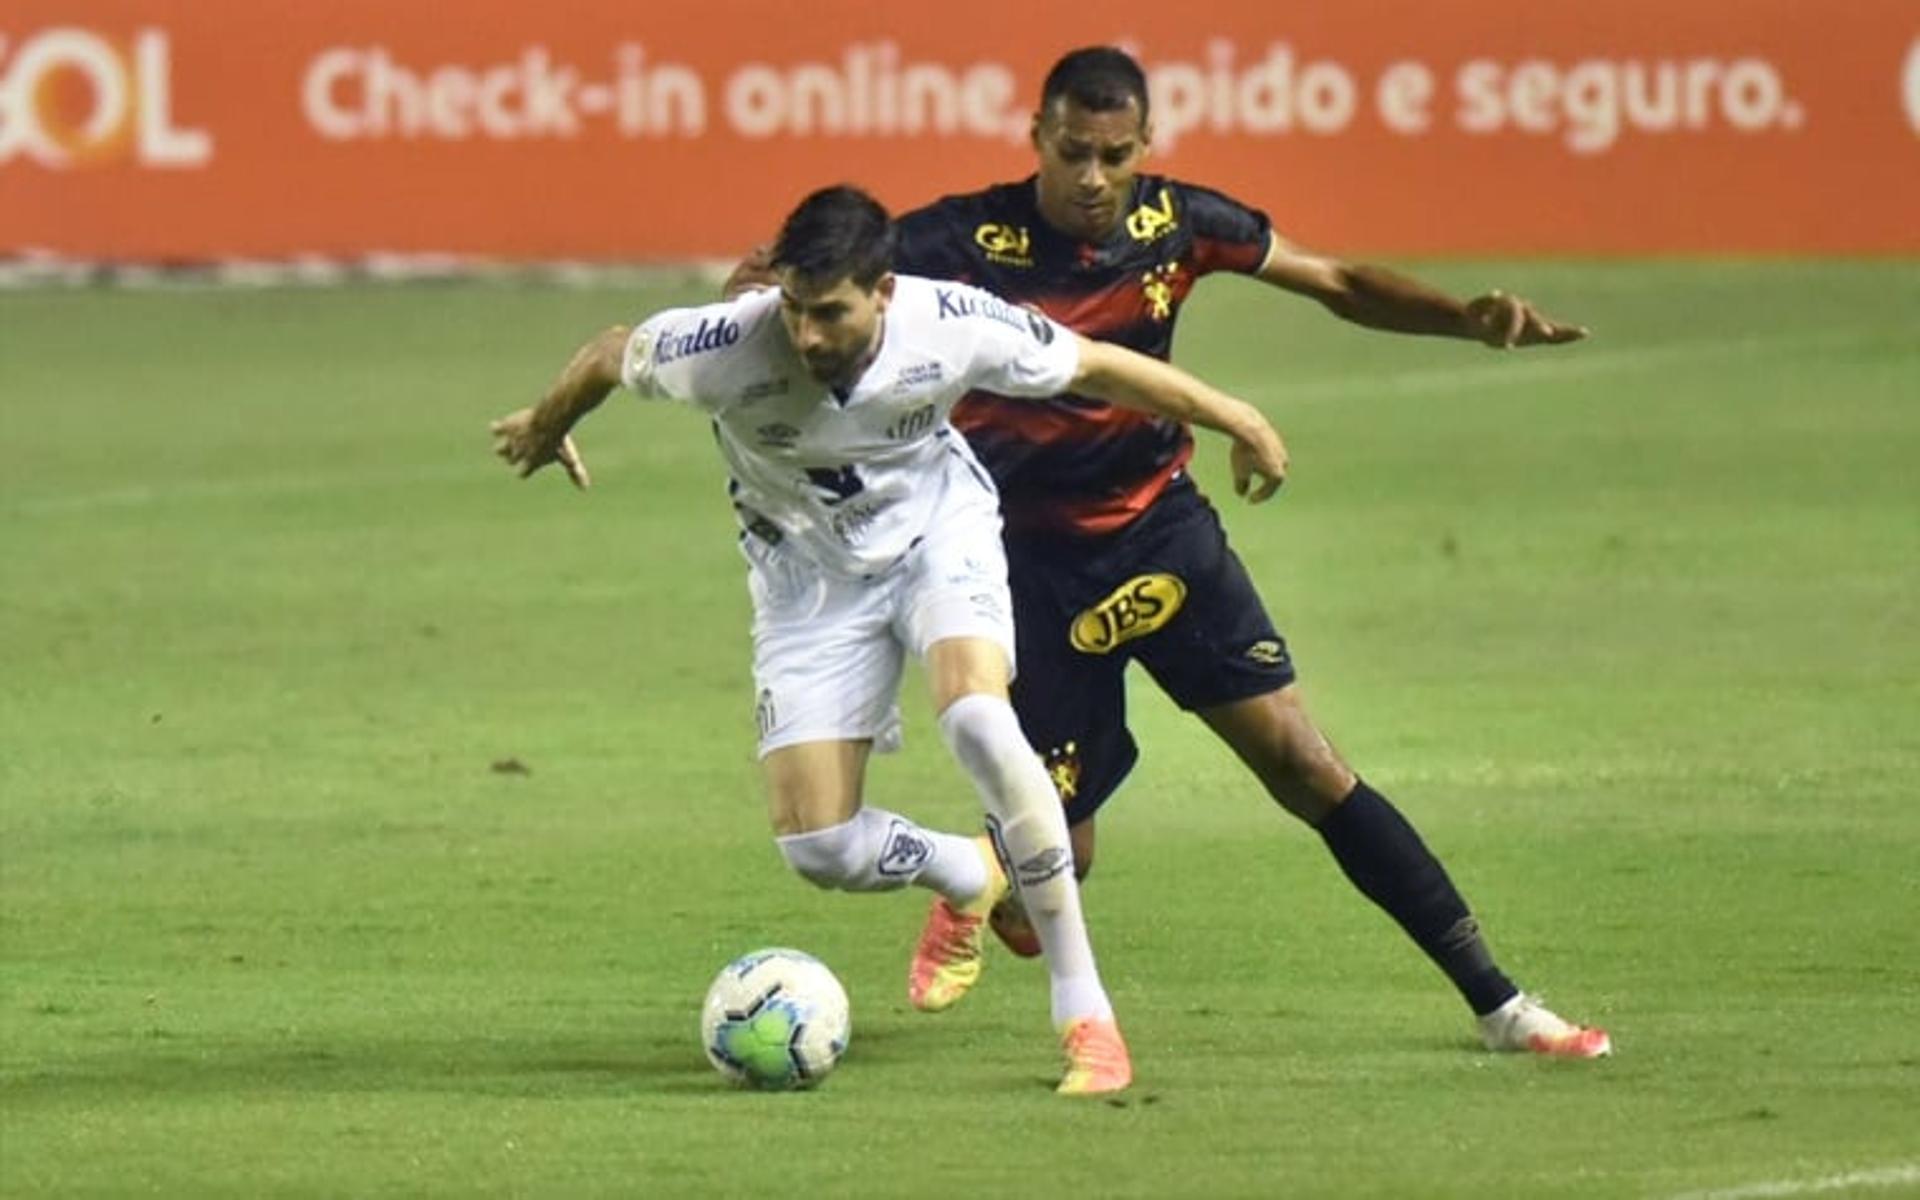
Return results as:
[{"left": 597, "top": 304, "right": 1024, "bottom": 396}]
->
[{"left": 887, "top": 46, "right": 1611, "bottom": 1058}]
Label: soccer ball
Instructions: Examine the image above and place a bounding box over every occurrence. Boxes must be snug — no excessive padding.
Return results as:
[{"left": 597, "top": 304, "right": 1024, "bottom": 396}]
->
[{"left": 700, "top": 947, "right": 851, "bottom": 1090}]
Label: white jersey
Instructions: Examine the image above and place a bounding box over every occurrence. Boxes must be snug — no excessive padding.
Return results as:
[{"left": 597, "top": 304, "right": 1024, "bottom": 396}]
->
[{"left": 621, "top": 275, "right": 1079, "bottom": 577}]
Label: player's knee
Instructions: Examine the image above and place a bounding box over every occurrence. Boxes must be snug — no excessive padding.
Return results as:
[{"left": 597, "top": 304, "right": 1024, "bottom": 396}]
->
[
  {"left": 1069, "top": 822, "right": 1096, "bottom": 881},
  {"left": 776, "top": 820, "right": 865, "bottom": 890},
  {"left": 1259, "top": 723, "right": 1353, "bottom": 815}
]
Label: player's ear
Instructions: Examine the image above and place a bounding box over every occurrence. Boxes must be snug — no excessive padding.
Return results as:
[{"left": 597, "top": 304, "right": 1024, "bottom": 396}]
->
[
  {"left": 1029, "top": 110, "right": 1045, "bottom": 152},
  {"left": 873, "top": 272, "right": 897, "bottom": 308}
]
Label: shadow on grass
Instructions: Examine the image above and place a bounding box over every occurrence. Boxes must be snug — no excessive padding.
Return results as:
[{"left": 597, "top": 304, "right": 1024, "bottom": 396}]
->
[{"left": 1, "top": 1021, "right": 944, "bottom": 1103}]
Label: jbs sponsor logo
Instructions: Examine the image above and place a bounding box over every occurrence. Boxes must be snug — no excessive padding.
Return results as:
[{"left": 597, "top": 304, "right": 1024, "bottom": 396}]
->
[
  {"left": 653, "top": 316, "right": 741, "bottom": 364},
  {"left": 1069, "top": 573, "right": 1186, "bottom": 654},
  {"left": 0, "top": 28, "right": 210, "bottom": 168}
]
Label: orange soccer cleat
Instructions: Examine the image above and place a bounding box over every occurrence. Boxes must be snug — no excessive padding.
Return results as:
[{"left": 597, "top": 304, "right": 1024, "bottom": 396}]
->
[
  {"left": 1478, "top": 993, "right": 1613, "bottom": 1058},
  {"left": 1056, "top": 1015, "right": 1133, "bottom": 1096},
  {"left": 907, "top": 837, "right": 1007, "bottom": 1012}
]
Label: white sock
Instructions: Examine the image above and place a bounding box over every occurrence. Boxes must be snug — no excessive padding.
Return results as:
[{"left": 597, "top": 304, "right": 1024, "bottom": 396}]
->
[
  {"left": 776, "top": 807, "right": 987, "bottom": 901},
  {"left": 938, "top": 693, "right": 1112, "bottom": 1026}
]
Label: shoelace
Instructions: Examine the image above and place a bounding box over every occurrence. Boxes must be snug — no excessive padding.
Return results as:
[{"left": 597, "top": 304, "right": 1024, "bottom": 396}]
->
[
  {"left": 1063, "top": 1022, "right": 1124, "bottom": 1070},
  {"left": 921, "top": 903, "right": 981, "bottom": 963}
]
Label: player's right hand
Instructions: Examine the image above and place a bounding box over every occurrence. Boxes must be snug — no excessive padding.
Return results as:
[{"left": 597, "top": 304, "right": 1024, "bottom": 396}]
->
[
  {"left": 1463, "top": 290, "right": 1588, "bottom": 349},
  {"left": 490, "top": 407, "right": 591, "bottom": 490},
  {"left": 723, "top": 244, "right": 778, "bottom": 299}
]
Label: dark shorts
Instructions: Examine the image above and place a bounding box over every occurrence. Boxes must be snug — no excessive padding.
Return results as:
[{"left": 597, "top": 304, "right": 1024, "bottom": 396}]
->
[{"left": 1005, "top": 474, "right": 1296, "bottom": 826}]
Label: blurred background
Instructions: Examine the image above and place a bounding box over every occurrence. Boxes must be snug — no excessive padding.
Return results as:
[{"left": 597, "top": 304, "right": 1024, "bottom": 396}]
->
[
  {"left": 3, "top": 5, "right": 1917, "bottom": 1197},
  {"left": 6, "top": 0, "right": 1918, "bottom": 266}
]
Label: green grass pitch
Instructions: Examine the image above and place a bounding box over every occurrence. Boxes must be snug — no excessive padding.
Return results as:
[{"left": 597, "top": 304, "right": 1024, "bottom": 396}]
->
[{"left": 2, "top": 262, "right": 1916, "bottom": 1197}]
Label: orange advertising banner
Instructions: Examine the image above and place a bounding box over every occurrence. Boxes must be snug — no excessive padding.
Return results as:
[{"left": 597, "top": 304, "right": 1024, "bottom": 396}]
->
[{"left": 4, "top": 0, "right": 1918, "bottom": 258}]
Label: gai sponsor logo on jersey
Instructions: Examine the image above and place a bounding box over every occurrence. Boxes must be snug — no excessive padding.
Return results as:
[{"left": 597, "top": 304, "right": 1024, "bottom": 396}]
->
[
  {"left": 652, "top": 316, "right": 741, "bottom": 365},
  {"left": 1124, "top": 187, "right": 1179, "bottom": 243},
  {"left": 1069, "top": 573, "right": 1187, "bottom": 654},
  {"left": 0, "top": 28, "right": 211, "bottom": 168},
  {"left": 973, "top": 222, "right": 1034, "bottom": 267}
]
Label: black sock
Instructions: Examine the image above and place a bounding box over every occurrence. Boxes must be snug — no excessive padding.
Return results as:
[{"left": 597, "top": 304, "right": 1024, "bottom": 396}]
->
[{"left": 1315, "top": 780, "right": 1518, "bottom": 1016}]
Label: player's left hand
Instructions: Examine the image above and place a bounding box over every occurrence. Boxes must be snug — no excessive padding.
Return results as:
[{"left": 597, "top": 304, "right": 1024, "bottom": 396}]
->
[
  {"left": 1229, "top": 424, "right": 1290, "bottom": 504},
  {"left": 490, "top": 407, "right": 591, "bottom": 489},
  {"left": 1463, "top": 290, "right": 1588, "bottom": 349}
]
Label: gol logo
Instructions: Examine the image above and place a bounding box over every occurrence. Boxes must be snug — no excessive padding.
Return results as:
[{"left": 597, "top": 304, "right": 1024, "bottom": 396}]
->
[
  {"left": 0, "top": 28, "right": 210, "bottom": 167},
  {"left": 1069, "top": 572, "right": 1186, "bottom": 654}
]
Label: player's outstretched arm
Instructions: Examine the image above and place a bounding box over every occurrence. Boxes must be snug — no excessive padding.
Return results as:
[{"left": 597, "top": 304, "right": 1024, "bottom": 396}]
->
[
  {"left": 1069, "top": 336, "right": 1289, "bottom": 503},
  {"left": 1256, "top": 237, "right": 1588, "bottom": 349},
  {"left": 489, "top": 325, "right": 629, "bottom": 490}
]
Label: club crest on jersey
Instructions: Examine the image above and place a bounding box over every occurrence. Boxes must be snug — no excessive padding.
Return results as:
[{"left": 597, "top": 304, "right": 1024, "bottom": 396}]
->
[
  {"left": 1141, "top": 263, "right": 1180, "bottom": 322},
  {"left": 973, "top": 222, "right": 1034, "bottom": 267},
  {"left": 1125, "top": 187, "right": 1179, "bottom": 243},
  {"left": 878, "top": 818, "right": 935, "bottom": 876},
  {"left": 653, "top": 316, "right": 741, "bottom": 365},
  {"left": 1043, "top": 741, "right": 1081, "bottom": 803},
  {"left": 1069, "top": 572, "right": 1187, "bottom": 654}
]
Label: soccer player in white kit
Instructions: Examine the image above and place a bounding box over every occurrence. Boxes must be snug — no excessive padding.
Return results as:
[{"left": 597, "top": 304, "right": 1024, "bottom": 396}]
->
[{"left": 490, "top": 185, "right": 1289, "bottom": 1095}]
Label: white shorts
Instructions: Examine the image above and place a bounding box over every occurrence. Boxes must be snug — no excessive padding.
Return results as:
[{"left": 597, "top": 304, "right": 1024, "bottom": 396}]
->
[{"left": 744, "top": 494, "right": 1015, "bottom": 757}]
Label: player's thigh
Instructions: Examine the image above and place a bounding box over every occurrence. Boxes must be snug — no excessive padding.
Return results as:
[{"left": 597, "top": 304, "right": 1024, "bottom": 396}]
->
[
  {"left": 898, "top": 494, "right": 1017, "bottom": 711},
  {"left": 999, "top": 546, "right": 1137, "bottom": 827},
  {"left": 1197, "top": 685, "right": 1355, "bottom": 822},
  {"left": 762, "top": 739, "right": 873, "bottom": 836},
  {"left": 1127, "top": 488, "right": 1297, "bottom": 711},
  {"left": 922, "top": 636, "right": 1012, "bottom": 714},
  {"left": 748, "top": 540, "right": 907, "bottom": 758}
]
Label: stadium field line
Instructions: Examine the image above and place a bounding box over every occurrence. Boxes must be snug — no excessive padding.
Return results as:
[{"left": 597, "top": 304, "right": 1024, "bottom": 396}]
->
[{"left": 1663, "top": 1163, "right": 1920, "bottom": 1200}]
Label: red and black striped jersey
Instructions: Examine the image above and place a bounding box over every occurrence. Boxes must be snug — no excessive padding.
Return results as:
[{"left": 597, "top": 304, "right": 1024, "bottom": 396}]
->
[{"left": 894, "top": 174, "right": 1271, "bottom": 536}]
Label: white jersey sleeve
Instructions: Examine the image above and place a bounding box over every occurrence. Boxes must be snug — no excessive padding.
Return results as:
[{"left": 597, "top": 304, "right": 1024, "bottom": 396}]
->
[
  {"left": 621, "top": 290, "right": 782, "bottom": 413},
  {"left": 934, "top": 282, "right": 1080, "bottom": 399}
]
